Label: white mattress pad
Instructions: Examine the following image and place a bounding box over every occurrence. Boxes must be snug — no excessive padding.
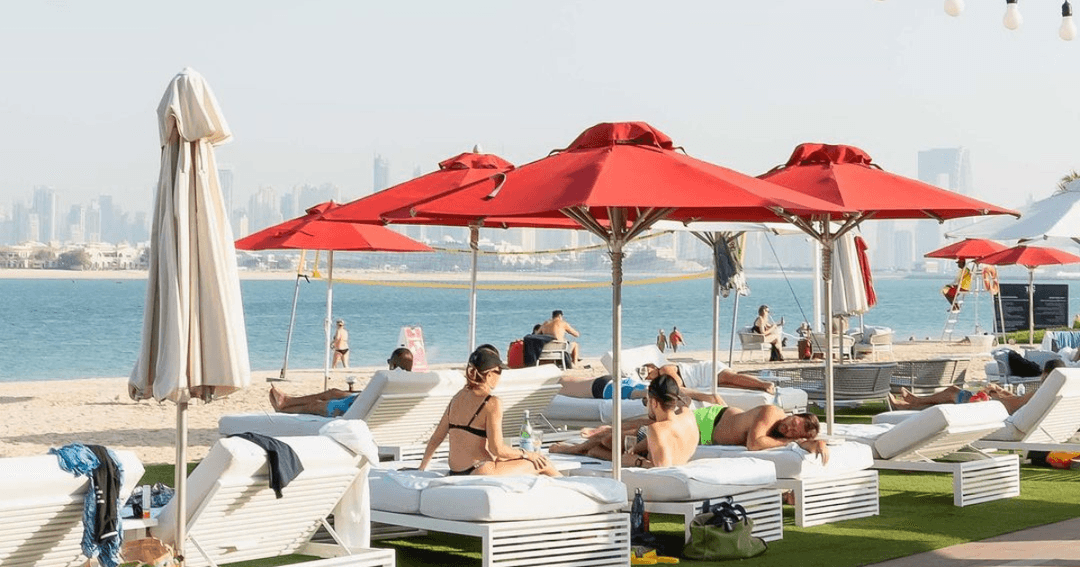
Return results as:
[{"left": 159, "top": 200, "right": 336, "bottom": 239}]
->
[
  {"left": 692, "top": 440, "right": 873, "bottom": 479},
  {"left": 370, "top": 469, "right": 627, "bottom": 522},
  {"left": 567, "top": 457, "right": 777, "bottom": 501}
]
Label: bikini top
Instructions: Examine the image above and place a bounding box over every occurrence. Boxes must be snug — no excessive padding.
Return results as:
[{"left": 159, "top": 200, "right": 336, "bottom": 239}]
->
[{"left": 448, "top": 394, "right": 492, "bottom": 438}]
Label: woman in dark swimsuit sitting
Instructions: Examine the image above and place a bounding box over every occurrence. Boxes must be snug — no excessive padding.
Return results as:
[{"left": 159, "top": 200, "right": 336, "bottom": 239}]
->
[{"left": 419, "top": 346, "right": 561, "bottom": 477}]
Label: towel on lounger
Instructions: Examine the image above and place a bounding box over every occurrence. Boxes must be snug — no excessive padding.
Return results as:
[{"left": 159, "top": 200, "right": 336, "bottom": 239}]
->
[{"left": 384, "top": 470, "right": 625, "bottom": 504}]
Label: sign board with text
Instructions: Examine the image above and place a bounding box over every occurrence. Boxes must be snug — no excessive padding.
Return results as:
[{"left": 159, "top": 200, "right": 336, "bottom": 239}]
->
[{"left": 994, "top": 283, "right": 1069, "bottom": 333}]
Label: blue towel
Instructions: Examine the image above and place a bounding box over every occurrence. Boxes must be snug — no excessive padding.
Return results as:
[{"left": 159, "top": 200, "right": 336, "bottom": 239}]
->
[
  {"left": 1052, "top": 331, "right": 1080, "bottom": 351},
  {"left": 49, "top": 444, "right": 125, "bottom": 567}
]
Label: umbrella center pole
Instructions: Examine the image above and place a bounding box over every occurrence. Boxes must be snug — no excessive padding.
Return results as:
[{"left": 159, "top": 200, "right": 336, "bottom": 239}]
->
[
  {"left": 821, "top": 221, "right": 835, "bottom": 436},
  {"left": 468, "top": 226, "right": 479, "bottom": 354},
  {"left": 175, "top": 400, "right": 188, "bottom": 566}
]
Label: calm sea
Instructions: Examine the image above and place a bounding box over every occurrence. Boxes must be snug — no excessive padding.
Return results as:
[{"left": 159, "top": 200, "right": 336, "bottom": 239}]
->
[{"left": 2, "top": 274, "right": 1078, "bottom": 383}]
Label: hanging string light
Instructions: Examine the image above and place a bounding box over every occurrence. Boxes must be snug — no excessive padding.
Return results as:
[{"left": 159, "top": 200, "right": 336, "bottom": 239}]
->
[
  {"left": 1003, "top": 0, "right": 1023, "bottom": 30},
  {"left": 1062, "top": 1, "right": 1077, "bottom": 41}
]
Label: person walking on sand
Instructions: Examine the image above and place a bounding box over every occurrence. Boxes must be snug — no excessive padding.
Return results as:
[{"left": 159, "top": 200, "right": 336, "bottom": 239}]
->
[
  {"left": 331, "top": 319, "right": 350, "bottom": 369},
  {"left": 656, "top": 329, "right": 668, "bottom": 353},
  {"left": 669, "top": 326, "right": 684, "bottom": 353},
  {"left": 419, "top": 347, "right": 561, "bottom": 477}
]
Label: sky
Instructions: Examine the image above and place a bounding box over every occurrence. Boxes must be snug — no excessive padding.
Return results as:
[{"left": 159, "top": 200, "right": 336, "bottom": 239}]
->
[{"left": 2, "top": 0, "right": 1079, "bottom": 213}]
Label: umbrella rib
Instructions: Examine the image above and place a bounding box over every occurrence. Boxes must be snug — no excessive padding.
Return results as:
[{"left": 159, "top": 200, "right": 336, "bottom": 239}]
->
[{"left": 562, "top": 207, "right": 609, "bottom": 240}]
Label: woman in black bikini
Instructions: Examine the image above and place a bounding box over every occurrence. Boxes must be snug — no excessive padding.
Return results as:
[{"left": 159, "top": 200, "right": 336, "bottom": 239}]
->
[{"left": 418, "top": 347, "right": 561, "bottom": 477}]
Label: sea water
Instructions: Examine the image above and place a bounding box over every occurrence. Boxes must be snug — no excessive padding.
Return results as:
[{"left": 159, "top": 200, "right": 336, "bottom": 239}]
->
[{"left": 2, "top": 275, "right": 1077, "bottom": 382}]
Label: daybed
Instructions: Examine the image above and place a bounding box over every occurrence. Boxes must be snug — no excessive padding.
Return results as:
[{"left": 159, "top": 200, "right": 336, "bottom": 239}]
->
[
  {"left": 692, "top": 440, "right": 880, "bottom": 528},
  {"left": 220, "top": 365, "right": 563, "bottom": 460},
  {"left": 562, "top": 456, "right": 784, "bottom": 543},
  {"left": 152, "top": 432, "right": 394, "bottom": 567},
  {"left": 0, "top": 449, "right": 144, "bottom": 567},
  {"left": 369, "top": 470, "right": 629, "bottom": 567},
  {"left": 836, "top": 401, "right": 1021, "bottom": 507}
]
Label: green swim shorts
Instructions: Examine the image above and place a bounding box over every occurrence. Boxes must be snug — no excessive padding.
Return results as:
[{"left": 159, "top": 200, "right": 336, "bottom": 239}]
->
[{"left": 694, "top": 405, "right": 728, "bottom": 445}]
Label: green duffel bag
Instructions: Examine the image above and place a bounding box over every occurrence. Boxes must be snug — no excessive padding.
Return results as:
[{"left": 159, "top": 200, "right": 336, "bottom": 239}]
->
[{"left": 683, "top": 501, "right": 767, "bottom": 561}]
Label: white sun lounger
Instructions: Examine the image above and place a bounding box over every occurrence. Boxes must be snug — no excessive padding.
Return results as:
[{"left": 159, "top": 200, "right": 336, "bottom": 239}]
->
[
  {"left": 369, "top": 470, "right": 630, "bottom": 567},
  {"left": 0, "top": 449, "right": 144, "bottom": 567},
  {"left": 152, "top": 434, "right": 394, "bottom": 567},
  {"left": 560, "top": 455, "right": 784, "bottom": 543},
  {"left": 692, "top": 441, "right": 880, "bottom": 527},
  {"left": 220, "top": 365, "right": 563, "bottom": 460},
  {"left": 972, "top": 369, "right": 1080, "bottom": 453},
  {"left": 837, "top": 401, "right": 1021, "bottom": 507}
]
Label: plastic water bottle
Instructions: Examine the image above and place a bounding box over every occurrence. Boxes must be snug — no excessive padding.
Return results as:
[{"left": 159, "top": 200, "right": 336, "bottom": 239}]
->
[{"left": 519, "top": 410, "right": 536, "bottom": 453}]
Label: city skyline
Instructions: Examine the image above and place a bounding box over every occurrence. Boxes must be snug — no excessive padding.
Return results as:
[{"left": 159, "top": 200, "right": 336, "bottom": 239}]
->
[{"left": 2, "top": 2, "right": 1079, "bottom": 215}]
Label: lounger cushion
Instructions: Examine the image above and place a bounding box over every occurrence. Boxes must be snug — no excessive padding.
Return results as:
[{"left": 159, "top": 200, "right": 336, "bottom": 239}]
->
[
  {"left": 985, "top": 370, "right": 1080, "bottom": 441},
  {"left": 0, "top": 450, "right": 144, "bottom": 503},
  {"left": 543, "top": 394, "right": 650, "bottom": 425},
  {"left": 692, "top": 440, "right": 873, "bottom": 479},
  {"left": 370, "top": 470, "right": 627, "bottom": 522},
  {"left": 154, "top": 435, "right": 361, "bottom": 543},
  {"left": 601, "top": 345, "right": 669, "bottom": 378},
  {"left": 837, "top": 402, "right": 1008, "bottom": 459},
  {"left": 569, "top": 457, "right": 777, "bottom": 501}
]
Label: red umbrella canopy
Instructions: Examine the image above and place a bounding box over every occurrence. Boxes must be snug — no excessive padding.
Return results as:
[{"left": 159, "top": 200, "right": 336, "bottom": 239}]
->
[
  {"left": 976, "top": 245, "right": 1080, "bottom": 269},
  {"left": 407, "top": 122, "right": 847, "bottom": 224},
  {"left": 235, "top": 201, "right": 432, "bottom": 252},
  {"left": 925, "top": 238, "right": 1009, "bottom": 261},
  {"left": 760, "top": 144, "right": 1019, "bottom": 221}
]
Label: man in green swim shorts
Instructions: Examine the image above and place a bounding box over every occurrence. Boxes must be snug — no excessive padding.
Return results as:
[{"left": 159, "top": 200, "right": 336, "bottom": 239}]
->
[
  {"left": 704, "top": 404, "right": 829, "bottom": 464},
  {"left": 694, "top": 405, "right": 728, "bottom": 445}
]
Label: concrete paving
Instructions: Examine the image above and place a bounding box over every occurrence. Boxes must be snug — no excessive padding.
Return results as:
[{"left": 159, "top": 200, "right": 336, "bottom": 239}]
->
[{"left": 865, "top": 517, "right": 1080, "bottom": 567}]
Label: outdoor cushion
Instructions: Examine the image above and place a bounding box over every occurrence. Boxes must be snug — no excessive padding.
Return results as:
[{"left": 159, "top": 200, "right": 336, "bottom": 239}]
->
[
  {"left": 369, "top": 470, "right": 626, "bottom": 522},
  {"left": 836, "top": 401, "right": 1008, "bottom": 459},
  {"left": 691, "top": 440, "right": 874, "bottom": 479},
  {"left": 569, "top": 457, "right": 777, "bottom": 501},
  {"left": 0, "top": 450, "right": 144, "bottom": 503},
  {"left": 543, "top": 394, "right": 650, "bottom": 425},
  {"left": 985, "top": 370, "right": 1080, "bottom": 441}
]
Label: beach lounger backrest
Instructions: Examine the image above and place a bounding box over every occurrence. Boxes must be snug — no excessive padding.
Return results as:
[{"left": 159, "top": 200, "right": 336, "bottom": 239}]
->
[
  {"left": 601, "top": 345, "right": 668, "bottom": 378},
  {"left": 152, "top": 436, "right": 361, "bottom": 567},
  {"left": 495, "top": 365, "right": 563, "bottom": 436},
  {"left": 873, "top": 401, "right": 1009, "bottom": 461},
  {"left": 990, "top": 370, "right": 1080, "bottom": 443},
  {"left": 343, "top": 369, "right": 465, "bottom": 447},
  {"left": 0, "top": 450, "right": 143, "bottom": 567}
]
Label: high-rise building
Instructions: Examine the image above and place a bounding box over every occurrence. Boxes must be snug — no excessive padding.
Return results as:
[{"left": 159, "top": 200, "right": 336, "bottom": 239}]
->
[
  {"left": 32, "top": 186, "right": 59, "bottom": 243},
  {"left": 894, "top": 229, "right": 915, "bottom": 271},
  {"left": 218, "top": 166, "right": 234, "bottom": 217},
  {"left": 374, "top": 154, "right": 391, "bottom": 193},
  {"left": 66, "top": 204, "right": 86, "bottom": 243},
  {"left": 86, "top": 201, "right": 101, "bottom": 243},
  {"left": 248, "top": 186, "right": 282, "bottom": 232},
  {"left": 917, "top": 147, "right": 974, "bottom": 255}
]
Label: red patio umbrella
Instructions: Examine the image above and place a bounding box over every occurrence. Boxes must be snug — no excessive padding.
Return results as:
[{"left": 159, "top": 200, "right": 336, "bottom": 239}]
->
[
  {"left": 760, "top": 143, "right": 1018, "bottom": 432},
  {"left": 925, "top": 238, "right": 1009, "bottom": 261},
  {"left": 406, "top": 122, "right": 847, "bottom": 479},
  {"left": 237, "top": 201, "right": 432, "bottom": 386},
  {"left": 323, "top": 151, "right": 584, "bottom": 354},
  {"left": 977, "top": 245, "right": 1080, "bottom": 345}
]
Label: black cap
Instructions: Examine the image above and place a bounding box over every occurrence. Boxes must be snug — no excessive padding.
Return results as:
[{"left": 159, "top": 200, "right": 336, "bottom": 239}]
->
[{"left": 469, "top": 348, "right": 508, "bottom": 373}]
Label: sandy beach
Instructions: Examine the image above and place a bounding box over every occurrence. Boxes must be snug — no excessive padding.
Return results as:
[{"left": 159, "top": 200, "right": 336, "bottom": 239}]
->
[{"left": 0, "top": 340, "right": 999, "bottom": 465}]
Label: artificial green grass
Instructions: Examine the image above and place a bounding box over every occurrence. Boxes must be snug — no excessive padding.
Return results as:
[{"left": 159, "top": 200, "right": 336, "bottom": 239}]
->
[{"left": 142, "top": 462, "right": 1080, "bottom": 567}]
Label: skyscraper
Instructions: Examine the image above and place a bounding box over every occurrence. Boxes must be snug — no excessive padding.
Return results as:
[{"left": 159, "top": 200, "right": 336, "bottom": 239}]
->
[
  {"left": 32, "top": 186, "right": 58, "bottom": 243},
  {"left": 374, "top": 154, "right": 391, "bottom": 193},
  {"left": 218, "top": 166, "right": 234, "bottom": 218},
  {"left": 917, "top": 147, "right": 973, "bottom": 260}
]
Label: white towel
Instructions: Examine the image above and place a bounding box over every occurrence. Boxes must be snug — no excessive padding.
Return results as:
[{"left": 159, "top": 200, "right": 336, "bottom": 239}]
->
[
  {"left": 382, "top": 470, "right": 626, "bottom": 504},
  {"left": 319, "top": 420, "right": 380, "bottom": 464}
]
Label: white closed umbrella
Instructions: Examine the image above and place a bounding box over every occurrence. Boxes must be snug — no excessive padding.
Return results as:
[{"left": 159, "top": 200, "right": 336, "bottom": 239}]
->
[{"left": 129, "top": 68, "right": 250, "bottom": 565}]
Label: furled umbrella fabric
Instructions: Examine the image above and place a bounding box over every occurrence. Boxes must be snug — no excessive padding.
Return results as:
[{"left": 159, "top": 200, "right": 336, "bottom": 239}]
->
[
  {"left": 408, "top": 122, "right": 846, "bottom": 480},
  {"left": 854, "top": 235, "right": 876, "bottom": 308},
  {"left": 127, "top": 68, "right": 249, "bottom": 566},
  {"left": 129, "top": 67, "right": 250, "bottom": 403}
]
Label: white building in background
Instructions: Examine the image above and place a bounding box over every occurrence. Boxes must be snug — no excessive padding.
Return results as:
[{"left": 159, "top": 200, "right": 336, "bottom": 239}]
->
[
  {"left": 248, "top": 186, "right": 282, "bottom": 232},
  {"left": 32, "top": 186, "right": 58, "bottom": 244},
  {"left": 916, "top": 146, "right": 974, "bottom": 261}
]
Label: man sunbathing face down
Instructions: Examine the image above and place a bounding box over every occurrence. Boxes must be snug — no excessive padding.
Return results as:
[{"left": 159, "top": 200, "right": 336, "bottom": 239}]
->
[
  {"left": 550, "top": 375, "right": 700, "bottom": 468},
  {"left": 701, "top": 404, "right": 828, "bottom": 464},
  {"left": 889, "top": 359, "right": 1063, "bottom": 415},
  {"left": 268, "top": 347, "right": 415, "bottom": 417}
]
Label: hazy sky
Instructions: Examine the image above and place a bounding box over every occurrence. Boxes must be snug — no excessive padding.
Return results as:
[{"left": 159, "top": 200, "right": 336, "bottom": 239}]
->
[{"left": 2, "top": 0, "right": 1078, "bottom": 212}]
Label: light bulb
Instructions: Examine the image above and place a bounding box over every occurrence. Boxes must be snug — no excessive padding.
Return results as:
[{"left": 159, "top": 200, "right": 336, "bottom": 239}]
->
[
  {"left": 1062, "top": 2, "right": 1077, "bottom": 40},
  {"left": 944, "top": 0, "right": 964, "bottom": 17},
  {"left": 1003, "top": 0, "right": 1022, "bottom": 30}
]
